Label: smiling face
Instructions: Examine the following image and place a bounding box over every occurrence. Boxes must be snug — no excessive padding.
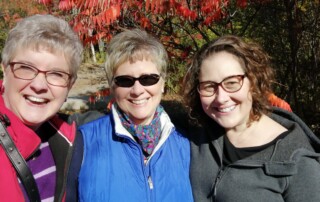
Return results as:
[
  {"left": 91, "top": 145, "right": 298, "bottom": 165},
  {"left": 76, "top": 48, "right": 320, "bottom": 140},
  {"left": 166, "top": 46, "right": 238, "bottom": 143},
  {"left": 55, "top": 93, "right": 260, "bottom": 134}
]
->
[
  {"left": 113, "top": 59, "right": 164, "bottom": 125},
  {"left": 199, "top": 51, "right": 252, "bottom": 130},
  {"left": 1, "top": 48, "right": 72, "bottom": 130}
]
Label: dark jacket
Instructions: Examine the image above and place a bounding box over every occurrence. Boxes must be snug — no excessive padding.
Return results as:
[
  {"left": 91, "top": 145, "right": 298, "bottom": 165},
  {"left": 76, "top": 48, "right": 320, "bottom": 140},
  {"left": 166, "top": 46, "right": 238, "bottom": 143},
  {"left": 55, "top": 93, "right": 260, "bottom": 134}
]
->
[{"left": 189, "top": 108, "right": 320, "bottom": 202}]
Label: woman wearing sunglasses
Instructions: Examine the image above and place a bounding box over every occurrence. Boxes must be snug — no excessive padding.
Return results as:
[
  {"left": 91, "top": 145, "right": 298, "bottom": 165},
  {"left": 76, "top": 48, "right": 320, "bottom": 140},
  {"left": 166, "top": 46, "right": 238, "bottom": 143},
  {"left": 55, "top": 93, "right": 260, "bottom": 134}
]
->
[
  {"left": 66, "top": 29, "right": 193, "bottom": 202},
  {"left": 182, "top": 35, "right": 320, "bottom": 201}
]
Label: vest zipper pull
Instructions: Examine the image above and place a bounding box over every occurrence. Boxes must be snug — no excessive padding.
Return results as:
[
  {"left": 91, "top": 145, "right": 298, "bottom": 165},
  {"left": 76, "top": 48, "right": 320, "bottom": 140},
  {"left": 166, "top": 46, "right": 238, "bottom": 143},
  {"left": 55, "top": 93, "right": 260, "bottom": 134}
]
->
[{"left": 148, "top": 176, "right": 154, "bottom": 189}]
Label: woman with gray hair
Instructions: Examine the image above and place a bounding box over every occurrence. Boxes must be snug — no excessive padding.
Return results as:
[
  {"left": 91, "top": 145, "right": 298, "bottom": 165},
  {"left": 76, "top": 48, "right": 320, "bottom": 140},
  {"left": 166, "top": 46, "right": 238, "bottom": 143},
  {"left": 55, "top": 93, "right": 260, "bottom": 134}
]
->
[
  {"left": 66, "top": 29, "right": 193, "bottom": 202},
  {"left": 0, "top": 14, "right": 102, "bottom": 202}
]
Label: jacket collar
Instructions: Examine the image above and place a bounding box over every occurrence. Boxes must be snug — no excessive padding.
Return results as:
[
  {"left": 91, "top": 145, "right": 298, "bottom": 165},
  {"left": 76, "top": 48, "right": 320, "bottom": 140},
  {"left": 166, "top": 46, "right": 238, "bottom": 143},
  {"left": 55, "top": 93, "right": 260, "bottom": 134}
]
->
[
  {"left": 0, "top": 80, "right": 76, "bottom": 157},
  {"left": 0, "top": 93, "right": 40, "bottom": 159}
]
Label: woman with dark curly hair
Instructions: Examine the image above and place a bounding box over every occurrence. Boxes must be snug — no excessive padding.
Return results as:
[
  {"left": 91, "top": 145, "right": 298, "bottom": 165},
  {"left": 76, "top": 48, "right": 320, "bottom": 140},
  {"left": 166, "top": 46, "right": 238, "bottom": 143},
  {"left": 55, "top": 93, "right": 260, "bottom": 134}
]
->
[{"left": 183, "top": 35, "right": 320, "bottom": 202}]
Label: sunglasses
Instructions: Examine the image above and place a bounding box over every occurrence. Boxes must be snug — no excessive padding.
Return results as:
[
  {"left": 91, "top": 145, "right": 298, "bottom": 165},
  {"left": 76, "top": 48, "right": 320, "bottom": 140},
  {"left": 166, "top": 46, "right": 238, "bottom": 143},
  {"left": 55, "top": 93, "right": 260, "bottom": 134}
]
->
[{"left": 113, "top": 74, "right": 160, "bottom": 87}]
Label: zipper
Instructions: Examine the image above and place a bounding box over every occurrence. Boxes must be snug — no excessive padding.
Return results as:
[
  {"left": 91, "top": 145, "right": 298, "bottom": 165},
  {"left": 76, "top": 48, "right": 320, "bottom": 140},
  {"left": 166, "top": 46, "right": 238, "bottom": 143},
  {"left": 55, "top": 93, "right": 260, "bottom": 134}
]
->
[
  {"left": 213, "top": 168, "right": 223, "bottom": 199},
  {"left": 209, "top": 140, "right": 224, "bottom": 201},
  {"left": 128, "top": 136, "right": 153, "bottom": 200},
  {"left": 57, "top": 143, "right": 72, "bottom": 201},
  {"left": 118, "top": 133, "right": 154, "bottom": 200},
  {"left": 209, "top": 161, "right": 264, "bottom": 201},
  {"left": 146, "top": 154, "right": 154, "bottom": 201},
  {"left": 148, "top": 176, "right": 154, "bottom": 189},
  {"left": 207, "top": 168, "right": 224, "bottom": 201}
]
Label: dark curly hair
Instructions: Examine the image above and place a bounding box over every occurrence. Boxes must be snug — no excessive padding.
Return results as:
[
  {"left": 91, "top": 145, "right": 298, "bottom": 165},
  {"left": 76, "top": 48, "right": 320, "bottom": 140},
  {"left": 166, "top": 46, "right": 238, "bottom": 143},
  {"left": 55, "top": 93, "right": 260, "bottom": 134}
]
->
[{"left": 183, "top": 35, "right": 274, "bottom": 126}]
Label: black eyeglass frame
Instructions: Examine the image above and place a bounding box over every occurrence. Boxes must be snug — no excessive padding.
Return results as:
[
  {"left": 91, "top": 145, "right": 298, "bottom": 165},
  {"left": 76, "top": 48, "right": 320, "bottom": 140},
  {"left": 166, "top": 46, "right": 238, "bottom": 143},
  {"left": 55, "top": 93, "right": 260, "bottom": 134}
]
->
[
  {"left": 197, "top": 74, "right": 246, "bottom": 97},
  {"left": 113, "top": 74, "right": 161, "bottom": 88},
  {"left": 8, "top": 62, "right": 72, "bottom": 87}
]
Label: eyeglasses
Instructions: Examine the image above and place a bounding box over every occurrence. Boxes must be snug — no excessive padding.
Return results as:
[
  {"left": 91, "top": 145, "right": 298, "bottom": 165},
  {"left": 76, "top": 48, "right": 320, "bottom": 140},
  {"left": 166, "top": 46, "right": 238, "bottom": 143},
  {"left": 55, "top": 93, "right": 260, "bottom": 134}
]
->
[
  {"left": 197, "top": 74, "right": 246, "bottom": 97},
  {"left": 9, "top": 62, "right": 71, "bottom": 87},
  {"left": 113, "top": 74, "right": 160, "bottom": 87}
]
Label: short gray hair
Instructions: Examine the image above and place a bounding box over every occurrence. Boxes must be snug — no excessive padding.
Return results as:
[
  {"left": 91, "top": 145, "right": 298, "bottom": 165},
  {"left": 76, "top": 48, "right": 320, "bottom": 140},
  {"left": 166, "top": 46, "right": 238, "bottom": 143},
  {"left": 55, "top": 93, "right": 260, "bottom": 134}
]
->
[
  {"left": 1, "top": 14, "right": 83, "bottom": 83},
  {"left": 104, "top": 28, "right": 168, "bottom": 86}
]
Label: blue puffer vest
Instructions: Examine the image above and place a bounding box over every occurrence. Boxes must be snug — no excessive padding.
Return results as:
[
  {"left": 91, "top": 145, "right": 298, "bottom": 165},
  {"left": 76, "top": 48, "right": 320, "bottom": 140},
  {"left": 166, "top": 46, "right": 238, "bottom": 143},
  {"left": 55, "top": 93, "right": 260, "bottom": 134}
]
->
[{"left": 77, "top": 109, "right": 193, "bottom": 202}]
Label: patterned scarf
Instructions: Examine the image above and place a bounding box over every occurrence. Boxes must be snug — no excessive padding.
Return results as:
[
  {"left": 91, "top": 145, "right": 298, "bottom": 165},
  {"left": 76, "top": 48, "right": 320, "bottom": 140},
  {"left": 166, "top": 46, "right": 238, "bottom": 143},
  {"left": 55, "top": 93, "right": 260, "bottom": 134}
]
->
[{"left": 116, "top": 105, "right": 163, "bottom": 157}]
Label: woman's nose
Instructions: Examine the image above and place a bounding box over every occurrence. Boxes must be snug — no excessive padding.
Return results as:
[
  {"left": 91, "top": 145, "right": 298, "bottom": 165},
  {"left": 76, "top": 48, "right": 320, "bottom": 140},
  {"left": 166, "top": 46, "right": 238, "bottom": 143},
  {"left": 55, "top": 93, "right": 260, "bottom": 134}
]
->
[
  {"left": 29, "top": 73, "right": 49, "bottom": 92},
  {"left": 214, "top": 86, "right": 230, "bottom": 103},
  {"left": 130, "top": 80, "right": 145, "bottom": 96}
]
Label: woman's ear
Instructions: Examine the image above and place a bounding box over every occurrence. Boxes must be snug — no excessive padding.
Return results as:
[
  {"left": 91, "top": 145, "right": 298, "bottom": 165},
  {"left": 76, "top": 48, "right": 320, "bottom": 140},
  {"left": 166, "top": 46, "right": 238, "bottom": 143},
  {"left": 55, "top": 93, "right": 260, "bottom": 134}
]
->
[
  {"left": 1, "top": 63, "right": 5, "bottom": 74},
  {"left": 68, "top": 80, "right": 75, "bottom": 90},
  {"left": 159, "top": 77, "right": 165, "bottom": 93}
]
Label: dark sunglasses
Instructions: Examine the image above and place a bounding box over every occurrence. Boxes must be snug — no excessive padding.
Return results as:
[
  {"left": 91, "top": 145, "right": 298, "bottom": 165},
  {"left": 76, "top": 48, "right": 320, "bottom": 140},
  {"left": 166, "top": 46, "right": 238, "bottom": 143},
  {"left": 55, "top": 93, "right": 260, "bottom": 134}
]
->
[{"left": 113, "top": 74, "right": 160, "bottom": 87}]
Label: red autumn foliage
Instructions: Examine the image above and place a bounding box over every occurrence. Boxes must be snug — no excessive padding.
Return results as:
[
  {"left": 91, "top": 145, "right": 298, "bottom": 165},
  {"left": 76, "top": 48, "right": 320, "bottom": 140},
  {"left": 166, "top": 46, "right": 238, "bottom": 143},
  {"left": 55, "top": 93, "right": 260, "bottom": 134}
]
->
[
  {"left": 58, "top": 0, "right": 74, "bottom": 10},
  {"left": 88, "top": 95, "right": 96, "bottom": 104},
  {"left": 268, "top": 93, "right": 292, "bottom": 112},
  {"left": 36, "top": 0, "right": 251, "bottom": 46}
]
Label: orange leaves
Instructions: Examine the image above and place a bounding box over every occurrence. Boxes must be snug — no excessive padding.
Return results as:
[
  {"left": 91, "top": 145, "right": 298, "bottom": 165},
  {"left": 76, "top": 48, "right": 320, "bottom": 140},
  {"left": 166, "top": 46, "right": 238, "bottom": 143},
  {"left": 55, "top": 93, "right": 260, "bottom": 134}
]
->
[
  {"left": 86, "top": 0, "right": 100, "bottom": 8},
  {"left": 2, "top": 12, "right": 21, "bottom": 23},
  {"left": 88, "top": 88, "right": 113, "bottom": 111},
  {"left": 92, "top": 4, "right": 120, "bottom": 27},
  {"left": 146, "top": 0, "right": 232, "bottom": 24},
  {"left": 201, "top": 0, "right": 228, "bottom": 25},
  {"left": 176, "top": 4, "right": 197, "bottom": 21},
  {"left": 59, "top": 0, "right": 74, "bottom": 10},
  {"left": 73, "top": 22, "right": 84, "bottom": 33},
  {"left": 268, "top": 93, "right": 292, "bottom": 112},
  {"left": 57, "top": 0, "right": 121, "bottom": 26},
  {"left": 146, "top": 0, "right": 150, "bottom": 11},
  {"left": 0, "top": 0, "right": 44, "bottom": 26},
  {"left": 53, "top": 0, "right": 122, "bottom": 45},
  {"left": 140, "top": 17, "right": 151, "bottom": 29},
  {"left": 37, "top": 0, "right": 52, "bottom": 5},
  {"left": 88, "top": 95, "right": 96, "bottom": 104},
  {"left": 106, "top": 4, "right": 121, "bottom": 25},
  {"left": 146, "top": 0, "right": 163, "bottom": 13},
  {"left": 201, "top": 0, "right": 225, "bottom": 13},
  {"left": 35, "top": 0, "right": 250, "bottom": 47},
  {"left": 145, "top": 0, "right": 197, "bottom": 20}
]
